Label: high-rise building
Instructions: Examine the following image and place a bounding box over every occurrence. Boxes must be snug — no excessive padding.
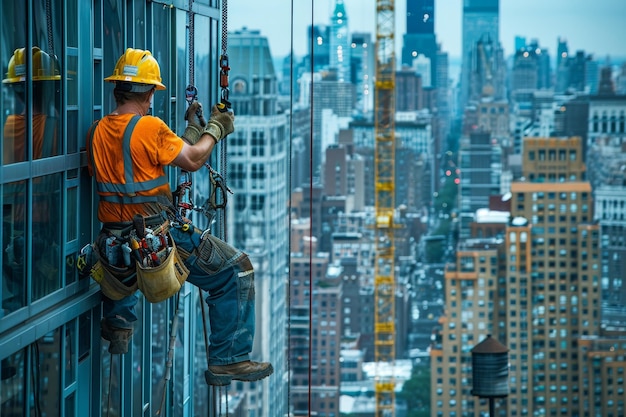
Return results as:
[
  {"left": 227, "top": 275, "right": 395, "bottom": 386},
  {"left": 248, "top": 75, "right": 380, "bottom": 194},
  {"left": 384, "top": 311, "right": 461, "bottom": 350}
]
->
[
  {"left": 307, "top": 24, "right": 331, "bottom": 72},
  {"left": 288, "top": 248, "right": 336, "bottom": 416},
  {"left": 594, "top": 186, "right": 626, "bottom": 307},
  {"left": 402, "top": 0, "right": 438, "bottom": 87},
  {"left": 396, "top": 67, "right": 424, "bottom": 112},
  {"left": 406, "top": 0, "right": 434, "bottom": 34},
  {"left": 350, "top": 32, "right": 375, "bottom": 114},
  {"left": 329, "top": 0, "right": 351, "bottom": 82},
  {"left": 617, "top": 62, "right": 626, "bottom": 94},
  {"left": 228, "top": 28, "right": 290, "bottom": 417},
  {"left": 458, "top": 130, "right": 503, "bottom": 238},
  {"left": 503, "top": 137, "right": 601, "bottom": 416},
  {"left": 433, "top": 238, "right": 504, "bottom": 417},
  {"left": 311, "top": 77, "right": 355, "bottom": 174},
  {"left": 476, "top": 101, "right": 509, "bottom": 139},
  {"left": 555, "top": 37, "right": 570, "bottom": 93},
  {"left": 510, "top": 41, "right": 551, "bottom": 93},
  {"left": 468, "top": 35, "right": 506, "bottom": 101},
  {"left": 569, "top": 50, "right": 591, "bottom": 93},
  {"left": 350, "top": 114, "right": 434, "bottom": 208},
  {"left": 460, "top": 0, "right": 499, "bottom": 113}
]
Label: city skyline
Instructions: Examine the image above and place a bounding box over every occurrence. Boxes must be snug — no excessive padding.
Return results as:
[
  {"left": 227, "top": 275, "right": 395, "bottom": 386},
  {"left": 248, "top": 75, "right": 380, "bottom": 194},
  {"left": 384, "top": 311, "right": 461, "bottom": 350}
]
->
[{"left": 230, "top": 0, "right": 626, "bottom": 61}]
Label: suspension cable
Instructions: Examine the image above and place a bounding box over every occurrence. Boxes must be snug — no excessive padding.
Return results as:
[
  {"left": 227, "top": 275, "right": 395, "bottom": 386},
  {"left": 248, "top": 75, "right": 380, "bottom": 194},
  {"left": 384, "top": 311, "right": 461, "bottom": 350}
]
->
[
  {"left": 45, "top": 0, "right": 55, "bottom": 54},
  {"left": 307, "top": 1, "right": 314, "bottom": 414},
  {"left": 218, "top": 0, "right": 230, "bottom": 240},
  {"left": 188, "top": 0, "right": 195, "bottom": 85}
]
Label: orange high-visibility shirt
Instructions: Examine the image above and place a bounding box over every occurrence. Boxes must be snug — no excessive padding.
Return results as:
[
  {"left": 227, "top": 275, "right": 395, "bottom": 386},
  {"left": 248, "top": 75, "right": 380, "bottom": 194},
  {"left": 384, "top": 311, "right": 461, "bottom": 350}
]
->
[
  {"left": 87, "top": 114, "right": 183, "bottom": 223},
  {"left": 3, "top": 113, "right": 56, "bottom": 163},
  {"left": 3, "top": 114, "right": 57, "bottom": 223}
]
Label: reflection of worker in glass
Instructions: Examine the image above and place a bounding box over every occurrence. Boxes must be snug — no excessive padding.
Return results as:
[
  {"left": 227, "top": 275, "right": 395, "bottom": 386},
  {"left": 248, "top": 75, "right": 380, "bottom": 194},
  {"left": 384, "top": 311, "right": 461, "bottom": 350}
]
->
[
  {"left": 2, "top": 47, "right": 61, "bottom": 312},
  {"left": 3, "top": 46, "right": 60, "bottom": 163}
]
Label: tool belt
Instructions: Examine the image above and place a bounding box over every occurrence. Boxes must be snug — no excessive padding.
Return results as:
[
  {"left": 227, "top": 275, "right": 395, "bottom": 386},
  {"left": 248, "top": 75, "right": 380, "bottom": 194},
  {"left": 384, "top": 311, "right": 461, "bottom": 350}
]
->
[{"left": 84, "top": 213, "right": 189, "bottom": 303}]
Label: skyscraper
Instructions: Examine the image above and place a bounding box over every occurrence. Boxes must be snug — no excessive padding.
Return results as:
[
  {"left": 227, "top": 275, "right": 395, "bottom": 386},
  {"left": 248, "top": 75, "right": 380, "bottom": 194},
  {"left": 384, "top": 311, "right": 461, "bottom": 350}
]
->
[
  {"left": 504, "top": 137, "right": 601, "bottom": 416},
  {"left": 510, "top": 40, "right": 552, "bottom": 94},
  {"left": 350, "top": 32, "right": 375, "bottom": 114},
  {"left": 402, "top": 0, "right": 438, "bottom": 86},
  {"left": 406, "top": 0, "right": 434, "bottom": 34},
  {"left": 228, "top": 28, "right": 290, "bottom": 417},
  {"left": 457, "top": 130, "right": 503, "bottom": 238},
  {"left": 460, "top": 0, "right": 499, "bottom": 113},
  {"left": 329, "top": 0, "right": 351, "bottom": 82}
]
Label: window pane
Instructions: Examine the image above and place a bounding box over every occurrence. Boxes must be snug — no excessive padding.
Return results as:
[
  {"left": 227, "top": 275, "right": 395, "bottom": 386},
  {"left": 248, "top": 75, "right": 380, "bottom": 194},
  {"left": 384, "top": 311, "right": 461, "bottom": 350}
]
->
[
  {"left": 32, "top": 173, "right": 62, "bottom": 299},
  {"left": 32, "top": 330, "right": 62, "bottom": 414},
  {"left": 66, "top": 0, "right": 78, "bottom": 48},
  {"left": 3, "top": 180, "right": 28, "bottom": 312},
  {"left": 64, "top": 320, "right": 76, "bottom": 386},
  {"left": 0, "top": 348, "right": 26, "bottom": 414},
  {"left": 2, "top": 1, "right": 28, "bottom": 164},
  {"left": 32, "top": 0, "right": 63, "bottom": 159}
]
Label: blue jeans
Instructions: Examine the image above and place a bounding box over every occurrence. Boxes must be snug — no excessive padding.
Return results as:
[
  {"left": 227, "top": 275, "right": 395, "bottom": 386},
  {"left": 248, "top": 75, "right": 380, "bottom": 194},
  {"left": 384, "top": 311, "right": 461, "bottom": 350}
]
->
[{"left": 102, "top": 222, "right": 255, "bottom": 365}]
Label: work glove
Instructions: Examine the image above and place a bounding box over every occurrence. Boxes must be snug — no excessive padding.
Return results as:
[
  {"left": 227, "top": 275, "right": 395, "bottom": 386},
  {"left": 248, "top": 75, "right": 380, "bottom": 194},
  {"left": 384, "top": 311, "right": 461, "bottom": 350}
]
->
[
  {"left": 202, "top": 105, "right": 235, "bottom": 143},
  {"left": 181, "top": 101, "right": 207, "bottom": 145}
]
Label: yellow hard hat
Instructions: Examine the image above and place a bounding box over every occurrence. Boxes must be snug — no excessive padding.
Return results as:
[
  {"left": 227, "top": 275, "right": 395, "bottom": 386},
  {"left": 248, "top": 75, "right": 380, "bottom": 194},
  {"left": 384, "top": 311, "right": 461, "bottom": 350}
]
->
[
  {"left": 104, "top": 48, "right": 166, "bottom": 90},
  {"left": 3, "top": 47, "right": 61, "bottom": 84}
]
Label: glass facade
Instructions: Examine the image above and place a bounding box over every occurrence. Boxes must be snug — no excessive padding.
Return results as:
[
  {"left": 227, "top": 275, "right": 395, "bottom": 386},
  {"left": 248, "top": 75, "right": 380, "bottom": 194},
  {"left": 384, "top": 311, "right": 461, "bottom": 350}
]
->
[{"left": 1, "top": 1, "right": 221, "bottom": 415}]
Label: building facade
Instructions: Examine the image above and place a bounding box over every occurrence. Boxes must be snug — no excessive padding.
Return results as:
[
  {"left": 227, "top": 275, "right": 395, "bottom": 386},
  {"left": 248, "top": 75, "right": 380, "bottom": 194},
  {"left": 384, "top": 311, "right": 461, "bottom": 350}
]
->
[
  {"left": 0, "top": 1, "right": 246, "bottom": 416},
  {"left": 227, "top": 28, "right": 290, "bottom": 417}
]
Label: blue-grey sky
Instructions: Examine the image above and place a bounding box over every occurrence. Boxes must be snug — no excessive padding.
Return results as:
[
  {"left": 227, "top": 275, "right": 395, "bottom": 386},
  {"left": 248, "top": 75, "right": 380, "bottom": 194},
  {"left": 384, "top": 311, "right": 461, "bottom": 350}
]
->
[{"left": 229, "top": 0, "right": 626, "bottom": 61}]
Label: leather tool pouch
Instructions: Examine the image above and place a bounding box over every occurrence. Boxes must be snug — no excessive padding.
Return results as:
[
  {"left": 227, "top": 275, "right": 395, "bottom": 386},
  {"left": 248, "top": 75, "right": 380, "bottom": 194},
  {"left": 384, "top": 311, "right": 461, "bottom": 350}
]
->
[
  {"left": 136, "top": 233, "right": 189, "bottom": 303},
  {"left": 93, "top": 240, "right": 138, "bottom": 301},
  {"left": 93, "top": 218, "right": 189, "bottom": 303}
]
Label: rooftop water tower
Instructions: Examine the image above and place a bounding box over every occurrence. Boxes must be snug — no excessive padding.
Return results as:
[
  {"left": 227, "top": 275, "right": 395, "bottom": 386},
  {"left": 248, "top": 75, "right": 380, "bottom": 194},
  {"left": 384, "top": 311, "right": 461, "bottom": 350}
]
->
[{"left": 471, "top": 335, "right": 509, "bottom": 417}]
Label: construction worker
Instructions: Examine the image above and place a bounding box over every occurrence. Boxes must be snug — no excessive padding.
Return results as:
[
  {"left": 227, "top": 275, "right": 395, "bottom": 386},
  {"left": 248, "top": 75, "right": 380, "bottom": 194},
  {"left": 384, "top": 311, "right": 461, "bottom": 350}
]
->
[
  {"left": 87, "top": 48, "right": 272, "bottom": 385},
  {"left": 2, "top": 47, "right": 62, "bottom": 311}
]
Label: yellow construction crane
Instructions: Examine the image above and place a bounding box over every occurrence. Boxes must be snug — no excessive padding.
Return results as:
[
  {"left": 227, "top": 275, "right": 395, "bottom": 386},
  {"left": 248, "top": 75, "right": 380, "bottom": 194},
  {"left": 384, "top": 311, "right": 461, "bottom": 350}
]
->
[{"left": 374, "top": 1, "right": 396, "bottom": 416}]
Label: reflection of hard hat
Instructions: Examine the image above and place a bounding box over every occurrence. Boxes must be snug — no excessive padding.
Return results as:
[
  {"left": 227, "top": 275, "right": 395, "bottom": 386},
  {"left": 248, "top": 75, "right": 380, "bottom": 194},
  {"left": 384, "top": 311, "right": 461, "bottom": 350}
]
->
[
  {"left": 104, "top": 48, "right": 166, "bottom": 91},
  {"left": 3, "top": 47, "right": 61, "bottom": 83}
]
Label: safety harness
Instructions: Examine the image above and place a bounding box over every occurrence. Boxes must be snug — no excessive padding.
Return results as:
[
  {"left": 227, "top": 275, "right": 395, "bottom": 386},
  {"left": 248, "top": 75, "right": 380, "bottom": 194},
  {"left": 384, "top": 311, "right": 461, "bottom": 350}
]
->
[{"left": 85, "top": 117, "right": 189, "bottom": 302}]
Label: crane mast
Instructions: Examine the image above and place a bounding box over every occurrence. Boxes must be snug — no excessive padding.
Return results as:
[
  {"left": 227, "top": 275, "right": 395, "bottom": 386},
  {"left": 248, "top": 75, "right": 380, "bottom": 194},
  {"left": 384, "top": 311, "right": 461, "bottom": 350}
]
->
[{"left": 374, "top": 1, "right": 396, "bottom": 416}]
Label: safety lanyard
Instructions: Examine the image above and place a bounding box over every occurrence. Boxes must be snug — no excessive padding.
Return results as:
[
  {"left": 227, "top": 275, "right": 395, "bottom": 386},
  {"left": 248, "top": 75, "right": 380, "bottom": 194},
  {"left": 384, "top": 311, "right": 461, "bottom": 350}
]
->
[{"left": 178, "top": 0, "right": 232, "bottom": 230}]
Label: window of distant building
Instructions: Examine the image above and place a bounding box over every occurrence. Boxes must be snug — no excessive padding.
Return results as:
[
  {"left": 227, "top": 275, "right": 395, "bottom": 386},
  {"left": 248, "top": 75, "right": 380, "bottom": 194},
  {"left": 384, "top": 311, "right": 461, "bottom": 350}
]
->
[{"left": 251, "top": 130, "right": 265, "bottom": 156}]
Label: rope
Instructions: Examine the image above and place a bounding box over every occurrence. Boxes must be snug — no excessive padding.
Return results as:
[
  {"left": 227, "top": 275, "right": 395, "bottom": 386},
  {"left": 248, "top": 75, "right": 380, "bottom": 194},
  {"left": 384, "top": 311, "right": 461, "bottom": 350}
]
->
[
  {"left": 221, "top": 0, "right": 228, "bottom": 58},
  {"left": 106, "top": 352, "right": 113, "bottom": 417},
  {"left": 199, "top": 288, "right": 210, "bottom": 366},
  {"left": 156, "top": 293, "right": 182, "bottom": 415},
  {"left": 218, "top": 0, "right": 230, "bottom": 240},
  {"left": 188, "top": 0, "right": 195, "bottom": 85},
  {"left": 45, "top": 0, "right": 55, "bottom": 54}
]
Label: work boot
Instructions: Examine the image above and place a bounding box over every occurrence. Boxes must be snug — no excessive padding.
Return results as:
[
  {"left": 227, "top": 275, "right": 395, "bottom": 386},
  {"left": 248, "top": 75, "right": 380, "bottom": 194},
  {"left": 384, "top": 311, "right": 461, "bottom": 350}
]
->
[
  {"left": 101, "top": 319, "right": 133, "bottom": 355},
  {"left": 205, "top": 361, "right": 274, "bottom": 386}
]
